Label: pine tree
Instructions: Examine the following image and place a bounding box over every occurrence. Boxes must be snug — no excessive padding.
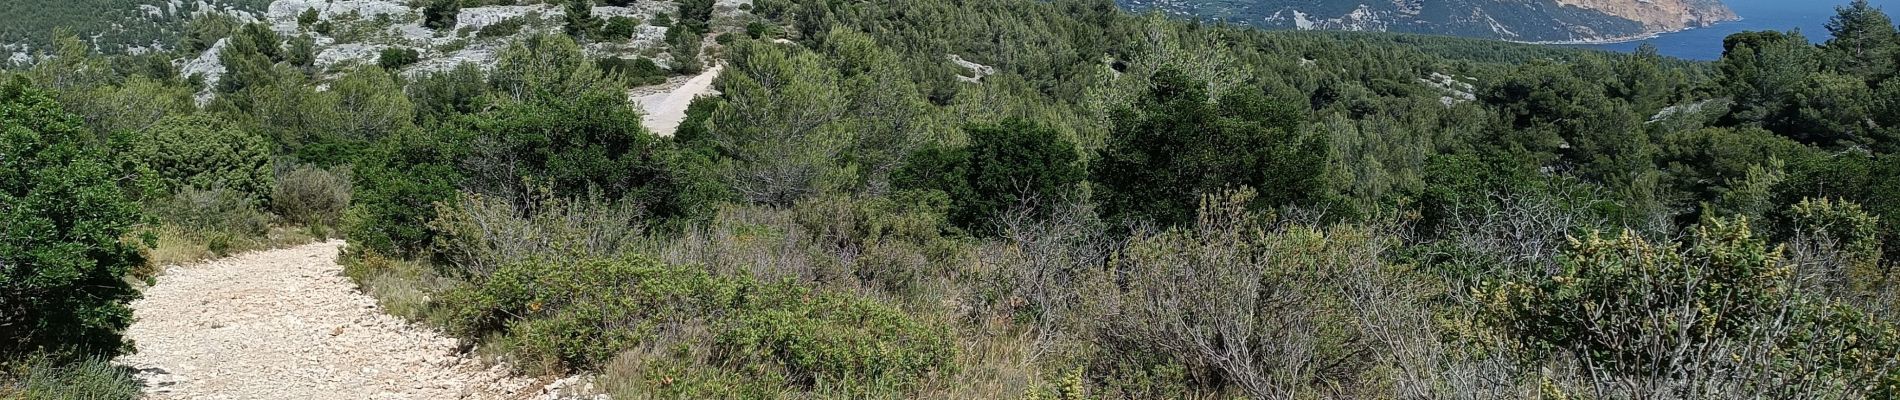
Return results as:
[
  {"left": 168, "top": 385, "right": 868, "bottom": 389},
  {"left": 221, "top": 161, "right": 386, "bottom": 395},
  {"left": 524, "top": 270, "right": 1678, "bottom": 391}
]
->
[{"left": 1823, "top": 0, "right": 1899, "bottom": 79}]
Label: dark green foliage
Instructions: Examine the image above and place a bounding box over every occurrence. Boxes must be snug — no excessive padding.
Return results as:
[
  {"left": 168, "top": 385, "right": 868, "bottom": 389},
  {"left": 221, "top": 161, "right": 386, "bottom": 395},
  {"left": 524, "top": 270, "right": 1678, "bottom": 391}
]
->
[
  {"left": 668, "top": 30, "right": 704, "bottom": 74},
  {"left": 476, "top": 17, "right": 526, "bottom": 38},
  {"left": 1717, "top": 30, "right": 1824, "bottom": 141},
  {"left": 1777, "top": 152, "right": 1900, "bottom": 264},
  {"left": 895, "top": 118, "right": 1082, "bottom": 234},
  {"left": 456, "top": 90, "right": 707, "bottom": 219},
  {"left": 596, "top": 57, "right": 668, "bottom": 87},
  {"left": 297, "top": 8, "right": 320, "bottom": 29},
  {"left": 745, "top": 21, "right": 777, "bottom": 39},
  {"left": 600, "top": 16, "right": 641, "bottom": 40},
  {"left": 422, "top": 0, "right": 460, "bottom": 30},
  {"left": 217, "top": 23, "right": 287, "bottom": 94},
  {"left": 286, "top": 34, "right": 318, "bottom": 73},
  {"left": 0, "top": 78, "right": 146, "bottom": 360},
  {"left": 675, "top": 0, "right": 714, "bottom": 34},
  {"left": 130, "top": 115, "right": 275, "bottom": 200},
  {"left": 563, "top": 0, "right": 600, "bottom": 40},
  {"left": 1093, "top": 68, "right": 1319, "bottom": 227},
  {"left": 408, "top": 63, "right": 491, "bottom": 125},
  {"left": 1822, "top": 0, "right": 1899, "bottom": 79},
  {"left": 673, "top": 96, "right": 719, "bottom": 145},
  {"left": 377, "top": 47, "right": 421, "bottom": 71},
  {"left": 347, "top": 128, "right": 469, "bottom": 256}
]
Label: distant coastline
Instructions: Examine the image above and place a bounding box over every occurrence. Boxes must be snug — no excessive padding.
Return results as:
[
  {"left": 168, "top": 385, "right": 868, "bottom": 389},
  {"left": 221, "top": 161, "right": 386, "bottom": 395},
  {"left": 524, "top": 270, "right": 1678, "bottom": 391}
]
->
[{"left": 1511, "top": 17, "right": 1743, "bottom": 46}]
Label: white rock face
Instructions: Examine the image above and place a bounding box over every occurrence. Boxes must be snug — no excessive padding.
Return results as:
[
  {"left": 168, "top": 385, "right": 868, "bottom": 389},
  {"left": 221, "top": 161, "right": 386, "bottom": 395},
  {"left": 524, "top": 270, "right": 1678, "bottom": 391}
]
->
[
  {"left": 453, "top": 5, "right": 553, "bottom": 33},
  {"left": 180, "top": 38, "right": 229, "bottom": 86},
  {"left": 404, "top": 43, "right": 506, "bottom": 77},
  {"left": 1418, "top": 72, "right": 1475, "bottom": 106},
  {"left": 268, "top": 0, "right": 416, "bottom": 33},
  {"left": 317, "top": 43, "right": 396, "bottom": 70},
  {"left": 948, "top": 54, "right": 995, "bottom": 83}
]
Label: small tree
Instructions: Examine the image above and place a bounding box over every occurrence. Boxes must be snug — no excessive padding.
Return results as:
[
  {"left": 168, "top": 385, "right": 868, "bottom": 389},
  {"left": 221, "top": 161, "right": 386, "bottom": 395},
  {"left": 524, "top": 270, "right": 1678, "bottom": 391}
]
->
[
  {"left": 0, "top": 78, "right": 147, "bottom": 359},
  {"left": 1092, "top": 67, "right": 1318, "bottom": 227},
  {"left": 131, "top": 115, "right": 275, "bottom": 200},
  {"left": 894, "top": 118, "right": 1082, "bottom": 234}
]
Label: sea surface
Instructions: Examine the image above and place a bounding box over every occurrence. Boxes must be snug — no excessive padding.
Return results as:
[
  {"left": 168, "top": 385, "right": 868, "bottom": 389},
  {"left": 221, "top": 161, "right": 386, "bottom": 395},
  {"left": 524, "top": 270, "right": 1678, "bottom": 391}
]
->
[{"left": 1572, "top": 0, "right": 1900, "bottom": 60}]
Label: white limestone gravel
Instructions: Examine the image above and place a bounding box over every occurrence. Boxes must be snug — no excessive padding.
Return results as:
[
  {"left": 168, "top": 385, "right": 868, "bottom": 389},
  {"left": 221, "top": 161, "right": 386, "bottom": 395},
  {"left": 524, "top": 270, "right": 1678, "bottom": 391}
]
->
[{"left": 114, "top": 241, "right": 548, "bottom": 400}]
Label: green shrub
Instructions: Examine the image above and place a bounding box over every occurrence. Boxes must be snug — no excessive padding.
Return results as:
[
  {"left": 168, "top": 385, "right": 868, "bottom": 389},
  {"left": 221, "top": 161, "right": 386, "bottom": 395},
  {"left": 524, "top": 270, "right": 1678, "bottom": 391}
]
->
[
  {"left": 422, "top": 0, "right": 460, "bottom": 30},
  {"left": 790, "top": 192, "right": 959, "bottom": 295},
  {"left": 377, "top": 47, "right": 422, "bottom": 71},
  {"left": 0, "top": 78, "right": 147, "bottom": 360},
  {"left": 477, "top": 17, "right": 526, "bottom": 38},
  {"left": 272, "top": 163, "right": 353, "bottom": 230},
  {"left": 895, "top": 118, "right": 1083, "bottom": 235},
  {"left": 714, "top": 283, "right": 955, "bottom": 392},
  {"left": 434, "top": 253, "right": 954, "bottom": 393},
  {"left": 153, "top": 186, "right": 272, "bottom": 257},
  {"left": 345, "top": 128, "right": 468, "bottom": 256},
  {"left": 1481, "top": 216, "right": 1900, "bottom": 396},
  {"left": 427, "top": 188, "right": 643, "bottom": 280},
  {"left": 597, "top": 56, "right": 669, "bottom": 87},
  {"left": 131, "top": 114, "right": 275, "bottom": 201},
  {"left": 155, "top": 186, "right": 272, "bottom": 238},
  {"left": 601, "top": 16, "right": 641, "bottom": 39},
  {"left": 439, "top": 256, "right": 740, "bottom": 369},
  {"left": 0, "top": 354, "right": 139, "bottom": 400}
]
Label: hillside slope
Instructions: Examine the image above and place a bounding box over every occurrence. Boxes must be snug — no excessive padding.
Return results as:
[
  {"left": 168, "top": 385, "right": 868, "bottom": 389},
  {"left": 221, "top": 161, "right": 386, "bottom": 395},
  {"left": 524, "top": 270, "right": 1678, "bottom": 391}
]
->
[{"left": 1117, "top": 0, "right": 1738, "bottom": 43}]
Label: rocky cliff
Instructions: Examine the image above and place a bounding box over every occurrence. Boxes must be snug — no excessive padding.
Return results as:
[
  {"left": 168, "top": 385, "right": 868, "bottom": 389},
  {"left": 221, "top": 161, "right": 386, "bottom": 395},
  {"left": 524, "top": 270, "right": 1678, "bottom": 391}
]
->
[
  {"left": 1554, "top": 0, "right": 1738, "bottom": 34},
  {"left": 1117, "top": 0, "right": 1739, "bottom": 43}
]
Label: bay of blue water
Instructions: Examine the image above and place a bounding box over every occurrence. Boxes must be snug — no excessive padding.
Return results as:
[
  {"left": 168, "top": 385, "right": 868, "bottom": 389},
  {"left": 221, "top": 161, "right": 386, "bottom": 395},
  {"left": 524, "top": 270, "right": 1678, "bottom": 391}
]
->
[{"left": 1572, "top": 0, "right": 1900, "bottom": 60}]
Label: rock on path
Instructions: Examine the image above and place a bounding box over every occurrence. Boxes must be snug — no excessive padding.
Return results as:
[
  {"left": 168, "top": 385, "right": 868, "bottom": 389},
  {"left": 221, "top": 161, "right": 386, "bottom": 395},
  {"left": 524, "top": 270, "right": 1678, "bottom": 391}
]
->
[{"left": 115, "top": 241, "right": 544, "bottom": 399}]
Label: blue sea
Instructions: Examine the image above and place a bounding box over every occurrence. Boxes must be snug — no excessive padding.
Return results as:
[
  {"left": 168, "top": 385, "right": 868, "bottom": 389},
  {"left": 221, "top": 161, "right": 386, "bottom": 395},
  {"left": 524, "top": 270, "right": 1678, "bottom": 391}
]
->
[{"left": 1572, "top": 0, "right": 1900, "bottom": 60}]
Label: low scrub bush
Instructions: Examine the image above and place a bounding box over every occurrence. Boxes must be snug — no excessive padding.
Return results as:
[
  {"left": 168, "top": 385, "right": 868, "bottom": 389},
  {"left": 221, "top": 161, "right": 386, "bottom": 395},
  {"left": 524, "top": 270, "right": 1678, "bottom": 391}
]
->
[
  {"left": 439, "top": 256, "right": 738, "bottom": 370},
  {"left": 660, "top": 193, "right": 967, "bottom": 298},
  {"left": 1084, "top": 189, "right": 1438, "bottom": 398},
  {"left": 1480, "top": 217, "right": 1900, "bottom": 397},
  {"left": 598, "top": 56, "right": 669, "bottom": 87},
  {"left": 272, "top": 163, "right": 353, "bottom": 232},
  {"left": 476, "top": 17, "right": 526, "bottom": 38},
  {"left": 427, "top": 188, "right": 644, "bottom": 280},
  {"left": 153, "top": 186, "right": 272, "bottom": 243},
  {"left": 713, "top": 283, "right": 956, "bottom": 392},
  {"left": 0, "top": 354, "right": 139, "bottom": 400},
  {"left": 377, "top": 47, "right": 421, "bottom": 70},
  {"left": 434, "top": 254, "right": 955, "bottom": 394}
]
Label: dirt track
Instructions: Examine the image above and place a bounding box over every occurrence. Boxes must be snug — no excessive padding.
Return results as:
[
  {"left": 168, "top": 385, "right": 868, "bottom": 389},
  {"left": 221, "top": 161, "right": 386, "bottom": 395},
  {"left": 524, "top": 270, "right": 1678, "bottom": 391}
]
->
[{"left": 114, "top": 241, "right": 546, "bottom": 400}]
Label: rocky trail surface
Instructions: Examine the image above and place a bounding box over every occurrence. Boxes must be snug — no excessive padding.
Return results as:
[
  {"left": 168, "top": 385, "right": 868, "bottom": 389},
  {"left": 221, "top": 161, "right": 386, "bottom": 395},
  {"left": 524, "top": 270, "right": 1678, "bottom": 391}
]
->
[{"left": 114, "top": 241, "right": 565, "bottom": 400}]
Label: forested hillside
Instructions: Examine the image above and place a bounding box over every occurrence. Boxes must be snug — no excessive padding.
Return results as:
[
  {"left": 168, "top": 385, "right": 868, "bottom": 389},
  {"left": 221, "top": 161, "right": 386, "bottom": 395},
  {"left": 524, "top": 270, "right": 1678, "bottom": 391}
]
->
[
  {"left": 0, "top": 0, "right": 271, "bottom": 57},
  {"left": 6, "top": 0, "right": 1900, "bottom": 398},
  {"left": 1115, "top": 0, "right": 1738, "bottom": 43}
]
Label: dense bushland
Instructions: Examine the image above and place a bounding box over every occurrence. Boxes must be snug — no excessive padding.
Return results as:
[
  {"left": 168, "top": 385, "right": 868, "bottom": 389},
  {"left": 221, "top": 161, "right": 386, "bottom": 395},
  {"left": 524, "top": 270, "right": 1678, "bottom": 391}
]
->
[{"left": 10, "top": 0, "right": 1900, "bottom": 398}]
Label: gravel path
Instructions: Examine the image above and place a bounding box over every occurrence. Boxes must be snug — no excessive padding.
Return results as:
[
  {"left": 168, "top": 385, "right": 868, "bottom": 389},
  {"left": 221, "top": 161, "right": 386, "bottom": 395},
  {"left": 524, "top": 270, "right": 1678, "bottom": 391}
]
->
[
  {"left": 115, "top": 241, "right": 545, "bottom": 400},
  {"left": 636, "top": 64, "right": 723, "bottom": 137}
]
